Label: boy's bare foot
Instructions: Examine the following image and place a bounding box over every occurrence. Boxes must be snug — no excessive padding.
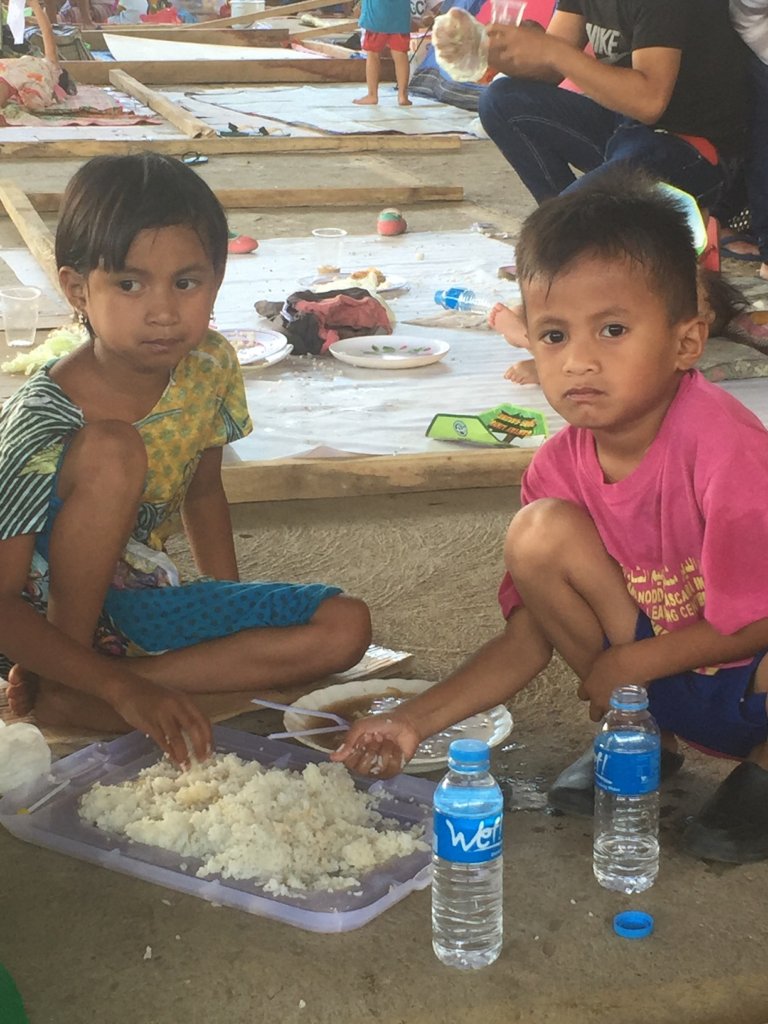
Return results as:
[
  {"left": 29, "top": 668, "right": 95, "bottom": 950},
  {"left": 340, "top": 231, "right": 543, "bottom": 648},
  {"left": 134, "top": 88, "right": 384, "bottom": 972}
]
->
[
  {"left": 6, "top": 664, "right": 39, "bottom": 718},
  {"left": 504, "top": 358, "right": 539, "bottom": 385},
  {"left": 353, "top": 95, "right": 378, "bottom": 105},
  {"left": 398, "top": 96, "right": 412, "bottom": 106}
]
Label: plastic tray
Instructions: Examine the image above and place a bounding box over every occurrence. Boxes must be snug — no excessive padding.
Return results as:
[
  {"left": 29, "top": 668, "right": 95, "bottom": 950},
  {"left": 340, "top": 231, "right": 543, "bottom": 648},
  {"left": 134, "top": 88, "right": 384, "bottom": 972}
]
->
[{"left": 0, "top": 726, "right": 435, "bottom": 933}]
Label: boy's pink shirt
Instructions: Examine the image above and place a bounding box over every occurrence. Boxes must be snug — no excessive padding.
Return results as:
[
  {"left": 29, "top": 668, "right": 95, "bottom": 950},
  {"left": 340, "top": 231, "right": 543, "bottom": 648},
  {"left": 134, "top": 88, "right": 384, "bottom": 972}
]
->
[{"left": 499, "top": 370, "right": 768, "bottom": 639}]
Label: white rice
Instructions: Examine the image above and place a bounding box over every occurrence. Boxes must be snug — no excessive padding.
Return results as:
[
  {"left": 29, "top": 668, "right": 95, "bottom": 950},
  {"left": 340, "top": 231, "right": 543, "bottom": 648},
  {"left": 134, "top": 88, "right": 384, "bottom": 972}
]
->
[{"left": 79, "top": 753, "right": 427, "bottom": 894}]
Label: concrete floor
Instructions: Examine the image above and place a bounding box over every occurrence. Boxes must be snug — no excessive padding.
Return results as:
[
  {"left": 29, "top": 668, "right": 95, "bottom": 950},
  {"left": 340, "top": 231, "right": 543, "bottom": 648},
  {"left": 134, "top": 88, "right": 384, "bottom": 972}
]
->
[{"left": 2, "top": 124, "right": 768, "bottom": 1024}]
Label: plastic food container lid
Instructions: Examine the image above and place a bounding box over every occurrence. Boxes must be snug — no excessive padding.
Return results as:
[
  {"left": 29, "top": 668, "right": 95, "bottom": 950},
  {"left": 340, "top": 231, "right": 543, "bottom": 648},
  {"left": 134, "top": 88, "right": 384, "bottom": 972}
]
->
[{"left": 613, "top": 910, "right": 654, "bottom": 939}]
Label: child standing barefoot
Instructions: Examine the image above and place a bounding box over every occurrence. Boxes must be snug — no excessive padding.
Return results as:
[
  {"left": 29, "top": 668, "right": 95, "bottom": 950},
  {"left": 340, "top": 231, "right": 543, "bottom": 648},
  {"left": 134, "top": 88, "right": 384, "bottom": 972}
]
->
[
  {"left": 354, "top": 0, "right": 413, "bottom": 106},
  {"left": 0, "top": 153, "right": 371, "bottom": 766}
]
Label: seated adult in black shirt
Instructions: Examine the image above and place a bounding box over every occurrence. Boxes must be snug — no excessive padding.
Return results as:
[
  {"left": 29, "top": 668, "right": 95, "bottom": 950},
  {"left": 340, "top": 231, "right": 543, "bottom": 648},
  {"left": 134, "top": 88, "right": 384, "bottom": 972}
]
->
[{"left": 435, "top": 0, "right": 747, "bottom": 212}]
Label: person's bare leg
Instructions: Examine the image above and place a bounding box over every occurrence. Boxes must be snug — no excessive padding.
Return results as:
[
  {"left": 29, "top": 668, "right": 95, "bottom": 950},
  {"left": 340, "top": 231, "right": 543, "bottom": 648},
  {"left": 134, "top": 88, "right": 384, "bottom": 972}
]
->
[
  {"left": 507, "top": 499, "right": 679, "bottom": 754},
  {"left": 11, "top": 422, "right": 146, "bottom": 719},
  {"left": 354, "top": 51, "right": 380, "bottom": 104},
  {"left": 760, "top": 263, "right": 768, "bottom": 282},
  {"left": 391, "top": 50, "right": 412, "bottom": 105}
]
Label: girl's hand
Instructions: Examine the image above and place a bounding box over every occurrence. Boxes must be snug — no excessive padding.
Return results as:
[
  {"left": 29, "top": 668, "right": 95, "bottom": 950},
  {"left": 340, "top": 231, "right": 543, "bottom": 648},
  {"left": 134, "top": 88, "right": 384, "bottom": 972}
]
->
[
  {"left": 330, "top": 713, "right": 421, "bottom": 779},
  {"left": 112, "top": 678, "right": 212, "bottom": 767}
]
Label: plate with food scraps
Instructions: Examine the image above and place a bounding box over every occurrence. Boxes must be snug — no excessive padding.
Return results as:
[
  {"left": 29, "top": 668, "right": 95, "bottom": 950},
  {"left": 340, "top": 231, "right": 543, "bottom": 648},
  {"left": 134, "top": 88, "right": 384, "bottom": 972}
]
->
[
  {"left": 220, "top": 328, "right": 292, "bottom": 367},
  {"left": 283, "top": 678, "right": 513, "bottom": 774},
  {"left": 298, "top": 271, "right": 409, "bottom": 295},
  {"left": 328, "top": 336, "right": 450, "bottom": 370}
]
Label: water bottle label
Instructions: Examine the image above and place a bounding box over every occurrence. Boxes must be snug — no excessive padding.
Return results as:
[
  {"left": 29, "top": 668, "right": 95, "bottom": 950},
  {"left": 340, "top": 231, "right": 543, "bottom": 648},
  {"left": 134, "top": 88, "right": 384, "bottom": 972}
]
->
[
  {"left": 594, "top": 742, "right": 660, "bottom": 795},
  {"left": 433, "top": 811, "right": 503, "bottom": 863}
]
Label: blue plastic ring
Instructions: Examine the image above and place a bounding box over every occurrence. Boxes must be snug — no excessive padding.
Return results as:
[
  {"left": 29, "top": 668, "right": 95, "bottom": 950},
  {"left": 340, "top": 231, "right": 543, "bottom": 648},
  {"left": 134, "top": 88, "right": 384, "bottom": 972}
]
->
[{"left": 613, "top": 911, "right": 654, "bottom": 939}]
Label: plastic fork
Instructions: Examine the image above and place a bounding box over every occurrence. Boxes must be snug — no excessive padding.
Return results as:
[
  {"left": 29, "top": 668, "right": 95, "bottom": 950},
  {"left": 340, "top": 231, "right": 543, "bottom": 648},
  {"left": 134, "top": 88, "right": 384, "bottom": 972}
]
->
[{"left": 250, "top": 697, "right": 349, "bottom": 741}]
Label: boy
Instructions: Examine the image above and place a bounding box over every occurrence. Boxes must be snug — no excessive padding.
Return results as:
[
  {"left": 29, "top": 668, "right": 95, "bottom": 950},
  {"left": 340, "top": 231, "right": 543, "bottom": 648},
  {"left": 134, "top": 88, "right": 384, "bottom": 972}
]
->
[{"left": 332, "top": 166, "right": 768, "bottom": 865}]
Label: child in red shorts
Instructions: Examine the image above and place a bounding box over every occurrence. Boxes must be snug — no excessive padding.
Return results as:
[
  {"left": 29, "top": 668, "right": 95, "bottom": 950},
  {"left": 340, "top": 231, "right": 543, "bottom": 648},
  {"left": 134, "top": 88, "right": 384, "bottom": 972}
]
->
[{"left": 354, "top": 0, "right": 413, "bottom": 106}]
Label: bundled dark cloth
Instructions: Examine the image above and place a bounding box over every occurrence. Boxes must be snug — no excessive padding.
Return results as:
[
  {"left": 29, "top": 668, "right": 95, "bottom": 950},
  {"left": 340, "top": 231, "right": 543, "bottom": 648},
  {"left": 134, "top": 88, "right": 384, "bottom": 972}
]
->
[{"left": 255, "top": 287, "right": 392, "bottom": 356}]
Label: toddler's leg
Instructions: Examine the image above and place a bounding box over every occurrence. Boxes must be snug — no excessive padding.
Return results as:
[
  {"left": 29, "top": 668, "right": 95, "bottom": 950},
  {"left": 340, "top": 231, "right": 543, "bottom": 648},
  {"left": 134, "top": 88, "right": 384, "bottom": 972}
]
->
[
  {"left": 391, "top": 50, "right": 412, "bottom": 106},
  {"left": 354, "top": 52, "right": 381, "bottom": 104}
]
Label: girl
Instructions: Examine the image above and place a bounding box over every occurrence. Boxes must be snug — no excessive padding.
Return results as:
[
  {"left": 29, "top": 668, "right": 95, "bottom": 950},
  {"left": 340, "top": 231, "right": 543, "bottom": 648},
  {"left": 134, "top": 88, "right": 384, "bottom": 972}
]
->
[{"left": 0, "top": 153, "right": 371, "bottom": 767}]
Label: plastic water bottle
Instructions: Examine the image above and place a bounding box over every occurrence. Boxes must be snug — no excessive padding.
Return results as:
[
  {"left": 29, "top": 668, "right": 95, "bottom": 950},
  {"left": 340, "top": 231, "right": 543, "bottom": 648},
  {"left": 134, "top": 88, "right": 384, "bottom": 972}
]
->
[
  {"left": 434, "top": 287, "right": 494, "bottom": 315},
  {"left": 593, "top": 685, "right": 660, "bottom": 894},
  {"left": 432, "top": 738, "right": 503, "bottom": 969}
]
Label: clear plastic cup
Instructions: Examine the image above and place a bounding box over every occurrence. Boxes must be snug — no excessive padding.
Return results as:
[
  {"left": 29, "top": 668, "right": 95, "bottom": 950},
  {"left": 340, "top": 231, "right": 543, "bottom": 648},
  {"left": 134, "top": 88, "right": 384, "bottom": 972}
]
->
[
  {"left": 0, "top": 286, "right": 41, "bottom": 348},
  {"left": 490, "top": 0, "right": 527, "bottom": 23},
  {"left": 311, "top": 227, "right": 347, "bottom": 277}
]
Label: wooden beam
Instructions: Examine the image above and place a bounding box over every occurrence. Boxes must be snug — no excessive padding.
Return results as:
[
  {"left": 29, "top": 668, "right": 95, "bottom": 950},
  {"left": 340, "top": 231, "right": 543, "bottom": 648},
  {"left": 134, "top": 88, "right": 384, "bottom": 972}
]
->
[
  {"left": 221, "top": 449, "right": 531, "bottom": 503},
  {"left": 83, "top": 27, "right": 290, "bottom": 46},
  {"left": 196, "top": 0, "right": 348, "bottom": 27},
  {"left": 18, "top": 185, "right": 463, "bottom": 214},
  {"left": 289, "top": 20, "right": 358, "bottom": 41},
  {"left": 0, "top": 181, "right": 59, "bottom": 290},
  {"left": 63, "top": 57, "right": 388, "bottom": 85},
  {"left": 0, "top": 135, "right": 461, "bottom": 159},
  {"left": 109, "top": 69, "right": 217, "bottom": 138},
  {"left": 295, "top": 37, "right": 355, "bottom": 57}
]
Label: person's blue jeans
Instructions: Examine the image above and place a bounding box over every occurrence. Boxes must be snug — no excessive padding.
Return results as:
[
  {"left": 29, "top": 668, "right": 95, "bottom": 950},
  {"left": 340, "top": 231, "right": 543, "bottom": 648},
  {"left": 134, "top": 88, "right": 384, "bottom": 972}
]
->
[
  {"left": 745, "top": 52, "right": 768, "bottom": 263},
  {"left": 478, "top": 76, "right": 731, "bottom": 210}
]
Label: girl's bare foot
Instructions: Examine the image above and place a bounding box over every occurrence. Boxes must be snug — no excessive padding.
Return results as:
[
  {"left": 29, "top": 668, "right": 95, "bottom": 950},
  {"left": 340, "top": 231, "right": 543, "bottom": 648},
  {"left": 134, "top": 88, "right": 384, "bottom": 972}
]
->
[
  {"left": 504, "top": 358, "right": 539, "bottom": 385},
  {"left": 354, "top": 95, "right": 378, "bottom": 105},
  {"left": 398, "top": 96, "right": 412, "bottom": 106},
  {"left": 7, "top": 664, "right": 39, "bottom": 718},
  {"left": 34, "top": 677, "right": 129, "bottom": 734}
]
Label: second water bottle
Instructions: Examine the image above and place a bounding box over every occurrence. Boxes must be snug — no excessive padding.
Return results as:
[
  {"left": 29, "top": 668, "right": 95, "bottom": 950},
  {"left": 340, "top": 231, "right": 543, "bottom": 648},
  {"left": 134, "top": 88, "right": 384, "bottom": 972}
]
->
[{"left": 593, "top": 684, "right": 660, "bottom": 894}]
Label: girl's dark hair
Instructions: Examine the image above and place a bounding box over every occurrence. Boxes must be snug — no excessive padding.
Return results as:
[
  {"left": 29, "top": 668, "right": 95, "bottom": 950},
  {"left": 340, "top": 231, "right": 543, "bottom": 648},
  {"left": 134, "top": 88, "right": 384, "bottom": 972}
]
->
[
  {"left": 55, "top": 153, "right": 228, "bottom": 277},
  {"left": 515, "top": 165, "right": 699, "bottom": 323}
]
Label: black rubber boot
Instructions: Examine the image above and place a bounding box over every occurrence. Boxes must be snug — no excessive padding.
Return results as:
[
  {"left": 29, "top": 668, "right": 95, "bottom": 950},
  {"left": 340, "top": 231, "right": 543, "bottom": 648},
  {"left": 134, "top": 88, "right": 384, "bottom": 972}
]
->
[
  {"left": 548, "top": 744, "right": 685, "bottom": 817},
  {"left": 682, "top": 762, "right": 768, "bottom": 863}
]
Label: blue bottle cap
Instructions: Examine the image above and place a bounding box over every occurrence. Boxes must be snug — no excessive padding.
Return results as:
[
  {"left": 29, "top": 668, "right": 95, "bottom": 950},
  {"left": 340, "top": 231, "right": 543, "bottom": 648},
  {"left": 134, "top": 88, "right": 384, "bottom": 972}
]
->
[
  {"left": 613, "top": 910, "right": 654, "bottom": 939},
  {"left": 448, "top": 738, "right": 490, "bottom": 769}
]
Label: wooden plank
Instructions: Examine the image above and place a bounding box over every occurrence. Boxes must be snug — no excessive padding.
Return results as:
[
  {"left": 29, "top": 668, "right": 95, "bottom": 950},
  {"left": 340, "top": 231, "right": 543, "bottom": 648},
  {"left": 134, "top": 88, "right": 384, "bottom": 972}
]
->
[
  {"left": 19, "top": 185, "right": 463, "bottom": 214},
  {"left": 83, "top": 27, "right": 290, "bottom": 46},
  {"left": 221, "top": 449, "right": 531, "bottom": 503},
  {"left": 109, "top": 69, "right": 217, "bottom": 138},
  {"left": 0, "top": 180, "right": 59, "bottom": 290},
  {"left": 295, "top": 37, "right": 356, "bottom": 57},
  {"left": 289, "top": 20, "right": 358, "bottom": 41},
  {"left": 196, "top": 0, "right": 348, "bottom": 27},
  {"left": 63, "top": 57, "right": 387, "bottom": 85},
  {"left": 0, "top": 135, "right": 461, "bottom": 159}
]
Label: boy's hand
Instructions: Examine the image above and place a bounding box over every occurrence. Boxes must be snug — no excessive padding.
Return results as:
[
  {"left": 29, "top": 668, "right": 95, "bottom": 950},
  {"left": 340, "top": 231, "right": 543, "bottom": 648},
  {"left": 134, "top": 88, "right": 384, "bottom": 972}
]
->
[
  {"left": 330, "top": 713, "right": 421, "bottom": 778},
  {"left": 112, "top": 678, "right": 212, "bottom": 767},
  {"left": 578, "top": 647, "right": 636, "bottom": 721}
]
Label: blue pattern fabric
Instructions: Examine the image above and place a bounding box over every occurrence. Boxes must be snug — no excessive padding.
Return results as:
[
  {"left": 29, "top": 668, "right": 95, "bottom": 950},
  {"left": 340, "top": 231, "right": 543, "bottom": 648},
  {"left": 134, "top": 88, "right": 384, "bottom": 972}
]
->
[{"left": 103, "top": 579, "right": 342, "bottom": 654}]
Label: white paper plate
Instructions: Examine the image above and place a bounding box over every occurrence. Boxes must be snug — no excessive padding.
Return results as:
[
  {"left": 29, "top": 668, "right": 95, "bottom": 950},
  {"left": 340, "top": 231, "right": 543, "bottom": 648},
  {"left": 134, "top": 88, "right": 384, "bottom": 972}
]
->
[
  {"left": 329, "top": 336, "right": 450, "bottom": 370},
  {"left": 298, "top": 273, "right": 409, "bottom": 295},
  {"left": 220, "top": 329, "right": 292, "bottom": 367},
  {"left": 283, "top": 678, "right": 513, "bottom": 774}
]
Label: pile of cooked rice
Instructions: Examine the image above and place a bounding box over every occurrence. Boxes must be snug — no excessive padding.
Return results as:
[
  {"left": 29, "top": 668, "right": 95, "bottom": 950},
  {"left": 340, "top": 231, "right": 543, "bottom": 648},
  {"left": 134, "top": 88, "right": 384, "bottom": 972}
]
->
[{"left": 79, "top": 753, "right": 426, "bottom": 894}]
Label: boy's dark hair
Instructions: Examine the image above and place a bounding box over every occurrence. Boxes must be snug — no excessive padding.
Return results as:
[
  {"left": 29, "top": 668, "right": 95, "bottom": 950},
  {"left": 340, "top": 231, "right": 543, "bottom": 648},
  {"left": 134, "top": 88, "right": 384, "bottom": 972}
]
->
[
  {"left": 515, "top": 166, "right": 699, "bottom": 323},
  {"left": 55, "top": 153, "right": 228, "bottom": 278}
]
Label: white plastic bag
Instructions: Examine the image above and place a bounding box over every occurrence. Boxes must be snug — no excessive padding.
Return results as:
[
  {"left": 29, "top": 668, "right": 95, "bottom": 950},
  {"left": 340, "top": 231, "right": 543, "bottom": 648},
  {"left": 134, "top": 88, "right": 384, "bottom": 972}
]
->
[
  {"left": 0, "top": 721, "right": 52, "bottom": 795},
  {"left": 433, "top": 8, "right": 490, "bottom": 83}
]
